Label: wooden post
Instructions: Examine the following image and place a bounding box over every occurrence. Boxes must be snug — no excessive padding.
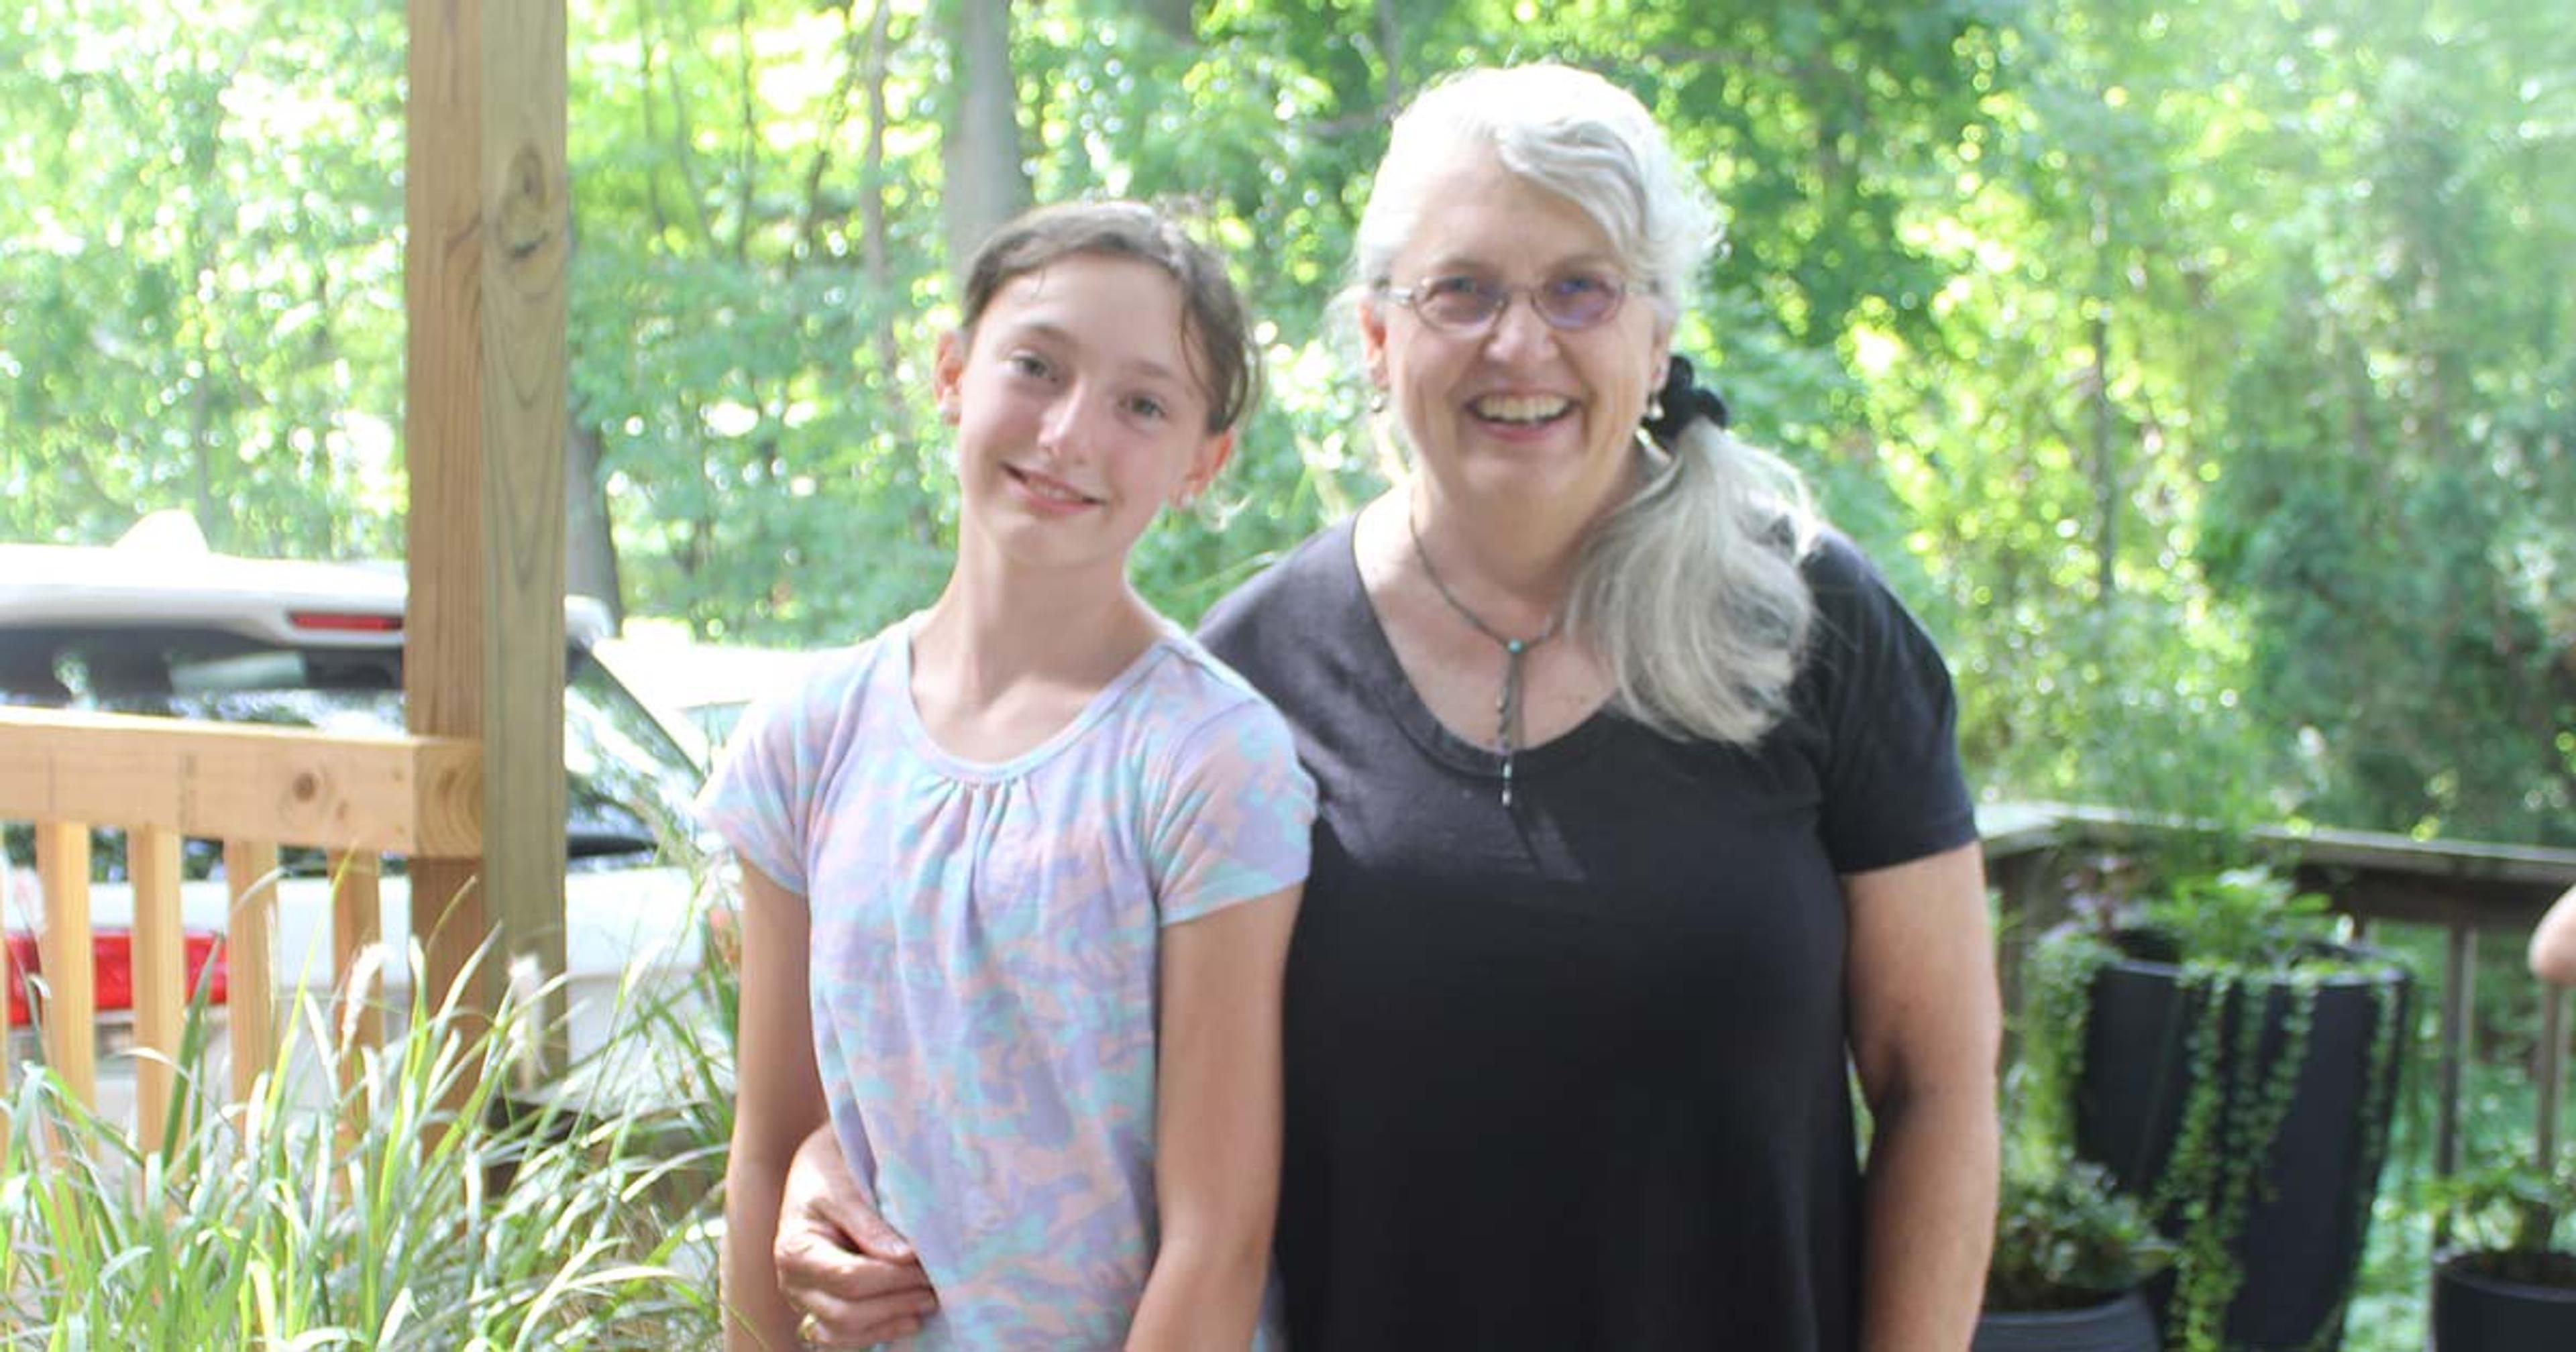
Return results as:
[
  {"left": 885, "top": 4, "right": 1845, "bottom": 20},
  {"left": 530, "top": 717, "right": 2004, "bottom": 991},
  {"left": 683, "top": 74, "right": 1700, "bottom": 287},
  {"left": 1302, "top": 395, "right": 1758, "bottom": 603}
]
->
[
  {"left": 480, "top": 0, "right": 573, "bottom": 1072},
  {"left": 33, "top": 822, "right": 94, "bottom": 1105},
  {"left": 1986, "top": 845, "right": 2060, "bottom": 1062},
  {"left": 326, "top": 850, "right": 385, "bottom": 1090},
  {"left": 129, "top": 826, "right": 185, "bottom": 1140},
  {"left": 1975, "top": 805, "right": 2068, "bottom": 1066},
  {"left": 407, "top": 0, "right": 572, "bottom": 1080},
  {"left": 407, "top": 0, "right": 489, "bottom": 1042},
  {"left": 2434, "top": 922, "right": 2477, "bottom": 1250},
  {"left": 223, "top": 840, "right": 280, "bottom": 1104},
  {"left": 2540, "top": 983, "right": 2565, "bottom": 1174}
]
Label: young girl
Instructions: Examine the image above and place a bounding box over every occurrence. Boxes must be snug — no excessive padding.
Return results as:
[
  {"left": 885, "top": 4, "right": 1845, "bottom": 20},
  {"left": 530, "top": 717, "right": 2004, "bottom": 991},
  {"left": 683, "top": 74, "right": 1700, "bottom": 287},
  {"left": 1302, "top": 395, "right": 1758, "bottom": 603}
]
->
[{"left": 706, "top": 201, "right": 1312, "bottom": 1351}]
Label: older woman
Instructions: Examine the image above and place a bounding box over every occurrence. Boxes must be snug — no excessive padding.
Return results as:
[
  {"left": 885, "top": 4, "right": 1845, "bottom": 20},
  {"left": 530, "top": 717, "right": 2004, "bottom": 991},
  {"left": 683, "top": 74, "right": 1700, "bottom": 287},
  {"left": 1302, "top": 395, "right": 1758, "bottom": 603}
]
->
[{"left": 771, "top": 63, "right": 1998, "bottom": 1351}]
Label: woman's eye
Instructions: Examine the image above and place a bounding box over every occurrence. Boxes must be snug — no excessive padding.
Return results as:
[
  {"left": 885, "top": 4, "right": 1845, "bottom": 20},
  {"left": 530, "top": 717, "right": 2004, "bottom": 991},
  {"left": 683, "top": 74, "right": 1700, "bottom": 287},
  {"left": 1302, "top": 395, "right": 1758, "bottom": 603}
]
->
[
  {"left": 1424, "top": 276, "right": 1490, "bottom": 301},
  {"left": 1124, "top": 394, "right": 1168, "bottom": 421},
  {"left": 1006, "top": 352, "right": 1053, "bottom": 379}
]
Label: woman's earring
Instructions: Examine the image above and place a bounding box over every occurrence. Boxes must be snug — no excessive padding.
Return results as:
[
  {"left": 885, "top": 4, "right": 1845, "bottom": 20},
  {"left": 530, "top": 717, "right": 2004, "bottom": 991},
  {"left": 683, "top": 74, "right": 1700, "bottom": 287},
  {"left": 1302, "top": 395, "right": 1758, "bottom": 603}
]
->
[
  {"left": 1646, "top": 389, "right": 1665, "bottom": 422},
  {"left": 1368, "top": 388, "right": 1387, "bottom": 414}
]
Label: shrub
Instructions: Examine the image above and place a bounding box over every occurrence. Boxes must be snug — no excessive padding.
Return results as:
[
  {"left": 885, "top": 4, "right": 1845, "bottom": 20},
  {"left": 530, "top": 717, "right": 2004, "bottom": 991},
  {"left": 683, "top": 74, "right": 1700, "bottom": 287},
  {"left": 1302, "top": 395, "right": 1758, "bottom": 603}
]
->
[{"left": 0, "top": 940, "right": 731, "bottom": 1347}]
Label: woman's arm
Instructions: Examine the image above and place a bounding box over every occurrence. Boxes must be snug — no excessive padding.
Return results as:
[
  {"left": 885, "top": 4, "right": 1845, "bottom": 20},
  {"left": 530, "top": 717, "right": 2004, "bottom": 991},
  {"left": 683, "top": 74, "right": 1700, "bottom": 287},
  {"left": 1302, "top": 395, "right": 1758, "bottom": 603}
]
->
[
  {"left": 1124, "top": 885, "right": 1303, "bottom": 1352},
  {"left": 2533, "top": 884, "right": 2576, "bottom": 986},
  {"left": 1844, "top": 842, "right": 2002, "bottom": 1352},
  {"left": 722, "top": 861, "right": 831, "bottom": 1351},
  {"left": 773, "top": 1123, "right": 940, "bottom": 1345}
]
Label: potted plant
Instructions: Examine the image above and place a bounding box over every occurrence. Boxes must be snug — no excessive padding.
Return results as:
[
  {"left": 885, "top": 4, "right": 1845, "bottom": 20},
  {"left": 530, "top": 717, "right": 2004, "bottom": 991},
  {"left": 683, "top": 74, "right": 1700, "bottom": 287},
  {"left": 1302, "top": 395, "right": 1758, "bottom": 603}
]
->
[
  {"left": 1976, "top": 1142, "right": 2170, "bottom": 1351},
  {"left": 2428, "top": 1153, "right": 2576, "bottom": 1349},
  {"left": 2022, "top": 866, "right": 2412, "bottom": 1352}
]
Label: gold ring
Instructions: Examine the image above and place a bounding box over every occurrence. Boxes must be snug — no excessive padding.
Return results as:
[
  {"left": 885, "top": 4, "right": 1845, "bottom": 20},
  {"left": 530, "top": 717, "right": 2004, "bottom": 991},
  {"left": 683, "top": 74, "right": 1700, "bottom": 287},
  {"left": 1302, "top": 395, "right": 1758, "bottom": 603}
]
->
[{"left": 797, "top": 1310, "right": 827, "bottom": 1348}]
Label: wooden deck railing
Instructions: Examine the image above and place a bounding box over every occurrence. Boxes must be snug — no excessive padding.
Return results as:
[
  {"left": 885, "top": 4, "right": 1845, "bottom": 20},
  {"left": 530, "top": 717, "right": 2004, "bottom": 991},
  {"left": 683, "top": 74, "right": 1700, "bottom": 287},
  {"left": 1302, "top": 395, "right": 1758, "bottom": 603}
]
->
[
  {"left": 1983, "top": 802, "right": 2576, "bottom": 1218},
  {"left": 0, "top": 707, "right": 478, "bottom": 1130},
  {"left": 7, "top": 713, "right": 2571, "bottom": 1210}
]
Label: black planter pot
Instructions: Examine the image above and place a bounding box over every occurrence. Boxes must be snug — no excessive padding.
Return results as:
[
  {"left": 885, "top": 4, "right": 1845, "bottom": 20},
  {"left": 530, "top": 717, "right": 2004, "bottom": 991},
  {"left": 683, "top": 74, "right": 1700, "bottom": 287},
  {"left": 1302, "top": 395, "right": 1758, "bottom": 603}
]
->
[
  {"left": 2431, "top": 1251, "right": 2576, "bottom": 1350},
  {"left": 2072, "top": 938, "right": 2410, "bottom": 1352},
  {"left": 1972, "top": 1290, "right": 2159, "bottom": 1352}
]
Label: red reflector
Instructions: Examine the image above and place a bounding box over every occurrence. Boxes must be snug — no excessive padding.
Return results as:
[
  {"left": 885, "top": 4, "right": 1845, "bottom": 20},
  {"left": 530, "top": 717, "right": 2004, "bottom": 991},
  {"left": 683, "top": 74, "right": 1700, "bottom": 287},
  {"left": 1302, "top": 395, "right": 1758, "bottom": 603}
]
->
[
  {"left": 288, "top": 611, "right": 402, "bottom": 633},
  {"left": 5, "top": 929, "right": 230, "bottom": 1027}
]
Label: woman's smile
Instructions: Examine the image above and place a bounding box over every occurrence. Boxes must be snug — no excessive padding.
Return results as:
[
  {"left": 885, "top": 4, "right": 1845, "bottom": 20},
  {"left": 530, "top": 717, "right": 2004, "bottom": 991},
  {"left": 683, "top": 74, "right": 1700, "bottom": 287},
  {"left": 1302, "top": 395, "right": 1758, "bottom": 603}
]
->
[{"left": 1465, "top": 391, "right": 1577, "bottom": 429}]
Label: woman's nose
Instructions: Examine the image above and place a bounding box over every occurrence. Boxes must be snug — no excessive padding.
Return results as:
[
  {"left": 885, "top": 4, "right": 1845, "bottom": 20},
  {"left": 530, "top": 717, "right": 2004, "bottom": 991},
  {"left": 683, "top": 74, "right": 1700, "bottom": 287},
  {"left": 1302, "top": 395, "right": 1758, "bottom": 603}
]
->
[{"left": 1481, "top": 293, "right": 1561, "bottom": 363}]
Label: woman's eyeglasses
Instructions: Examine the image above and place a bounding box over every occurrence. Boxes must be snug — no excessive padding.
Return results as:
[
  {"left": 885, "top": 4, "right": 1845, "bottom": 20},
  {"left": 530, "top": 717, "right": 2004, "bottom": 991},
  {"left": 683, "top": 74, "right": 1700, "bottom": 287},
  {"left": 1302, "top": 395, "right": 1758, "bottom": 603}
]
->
[{"left": 1379, "top": 272, "right": 1642, "bottom": 333}]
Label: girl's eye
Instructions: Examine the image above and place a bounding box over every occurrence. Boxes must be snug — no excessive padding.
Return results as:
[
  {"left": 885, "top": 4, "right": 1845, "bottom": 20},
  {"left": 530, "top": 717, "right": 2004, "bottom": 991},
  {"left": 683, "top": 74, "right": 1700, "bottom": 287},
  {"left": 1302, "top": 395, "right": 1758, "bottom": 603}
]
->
[
  {"left": 1006, "top": 352, "right": 1053, "bottom": 380},
  {"left": 1124, "top": 394, "right": 1169, "bottom": 421}
]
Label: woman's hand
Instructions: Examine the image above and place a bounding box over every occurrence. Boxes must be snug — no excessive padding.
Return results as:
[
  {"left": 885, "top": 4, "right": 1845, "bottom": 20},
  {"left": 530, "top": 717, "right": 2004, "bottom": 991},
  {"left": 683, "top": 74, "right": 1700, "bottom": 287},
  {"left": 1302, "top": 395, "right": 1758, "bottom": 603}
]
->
[{"left": 775, "top": 1122, "right": 940, "bottom": 1346}]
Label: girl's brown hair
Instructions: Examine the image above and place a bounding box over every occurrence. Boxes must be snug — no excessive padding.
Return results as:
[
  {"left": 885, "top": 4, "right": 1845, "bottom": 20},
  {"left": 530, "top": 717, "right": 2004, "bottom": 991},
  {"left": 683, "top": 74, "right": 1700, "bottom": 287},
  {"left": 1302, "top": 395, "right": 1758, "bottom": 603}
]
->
[{"left": 957, "top": 201, "right": 1260, "bottom": 435}]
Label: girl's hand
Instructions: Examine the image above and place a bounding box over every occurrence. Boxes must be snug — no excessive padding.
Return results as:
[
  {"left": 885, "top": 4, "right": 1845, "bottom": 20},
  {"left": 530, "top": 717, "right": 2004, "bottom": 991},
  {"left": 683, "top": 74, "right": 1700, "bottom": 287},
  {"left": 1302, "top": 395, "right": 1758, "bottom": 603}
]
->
[{"left": 775, "top": 1123, "right": 940, "bottom": 1345}]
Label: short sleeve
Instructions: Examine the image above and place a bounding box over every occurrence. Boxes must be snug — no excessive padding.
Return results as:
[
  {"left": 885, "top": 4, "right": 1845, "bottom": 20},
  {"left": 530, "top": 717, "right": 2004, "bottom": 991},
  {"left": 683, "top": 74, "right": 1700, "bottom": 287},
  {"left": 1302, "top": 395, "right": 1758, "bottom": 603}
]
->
[
  {"left": 695, "top": 672, "right": 833, "bottom": 897},
  {"left": 1803, "top": 537, "right": 1978, "bottom": 874},
  {"left": 1146, "top": 697, "right": 1317, "bottom": 925}
]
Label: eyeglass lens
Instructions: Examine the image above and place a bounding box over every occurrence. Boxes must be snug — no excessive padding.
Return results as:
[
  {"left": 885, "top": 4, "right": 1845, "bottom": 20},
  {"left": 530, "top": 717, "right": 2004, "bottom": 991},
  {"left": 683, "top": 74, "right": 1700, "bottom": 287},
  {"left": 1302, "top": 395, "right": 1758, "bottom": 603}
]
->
[{"left": 1407, "top": 274, "right": 1626, "bottom": 331}]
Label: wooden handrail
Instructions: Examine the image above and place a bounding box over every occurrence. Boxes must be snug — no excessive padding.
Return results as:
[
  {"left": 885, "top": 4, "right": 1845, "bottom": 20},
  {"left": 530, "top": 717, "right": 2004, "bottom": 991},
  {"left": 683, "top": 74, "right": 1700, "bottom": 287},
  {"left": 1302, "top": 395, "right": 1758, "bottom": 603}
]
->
[
  {"left": 2, "top": 708, "right": 480, "bottom": 1128},
  {"left": 0, "top": 707, "right": 480, "bottom": 854}
]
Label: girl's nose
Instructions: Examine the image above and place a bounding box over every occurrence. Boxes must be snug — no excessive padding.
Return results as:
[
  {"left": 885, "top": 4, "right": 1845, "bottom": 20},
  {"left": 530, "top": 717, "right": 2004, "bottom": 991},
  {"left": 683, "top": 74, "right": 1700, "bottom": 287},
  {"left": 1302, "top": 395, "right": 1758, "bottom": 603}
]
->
[{"left": 1038, "top": 388, "right": 1104, "bottom": 461}]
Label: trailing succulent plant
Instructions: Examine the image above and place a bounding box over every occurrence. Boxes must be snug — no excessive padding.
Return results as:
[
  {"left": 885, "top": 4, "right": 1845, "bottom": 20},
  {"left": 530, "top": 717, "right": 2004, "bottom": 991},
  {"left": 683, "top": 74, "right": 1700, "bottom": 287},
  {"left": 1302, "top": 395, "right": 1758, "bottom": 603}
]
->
[{"left": 2020, "top": 863, "right": 2412, "bottom": 1352}]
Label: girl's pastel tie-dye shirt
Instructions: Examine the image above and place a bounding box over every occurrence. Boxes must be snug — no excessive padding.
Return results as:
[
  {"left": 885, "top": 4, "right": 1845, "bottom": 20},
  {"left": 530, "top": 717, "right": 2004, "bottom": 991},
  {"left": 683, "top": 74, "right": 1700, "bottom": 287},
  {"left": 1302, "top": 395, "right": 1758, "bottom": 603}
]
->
[{"left": 700, "top": 616, "right": 1313, "bottom": 1349}]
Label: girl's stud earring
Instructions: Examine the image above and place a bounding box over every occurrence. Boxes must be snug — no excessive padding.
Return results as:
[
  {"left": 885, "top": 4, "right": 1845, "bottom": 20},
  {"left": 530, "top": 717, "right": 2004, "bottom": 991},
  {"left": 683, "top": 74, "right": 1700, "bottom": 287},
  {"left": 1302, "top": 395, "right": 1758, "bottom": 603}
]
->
[{"left": 1368, "top": 389, "right": 1388, "bottom": 414}]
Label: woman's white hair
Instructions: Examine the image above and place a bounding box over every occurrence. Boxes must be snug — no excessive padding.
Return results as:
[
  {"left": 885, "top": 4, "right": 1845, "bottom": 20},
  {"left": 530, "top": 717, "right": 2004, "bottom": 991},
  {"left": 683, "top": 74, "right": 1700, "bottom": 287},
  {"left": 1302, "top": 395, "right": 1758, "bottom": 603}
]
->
[{"left": 1353, "top": 63, "right": 1820, "bottom": 748}]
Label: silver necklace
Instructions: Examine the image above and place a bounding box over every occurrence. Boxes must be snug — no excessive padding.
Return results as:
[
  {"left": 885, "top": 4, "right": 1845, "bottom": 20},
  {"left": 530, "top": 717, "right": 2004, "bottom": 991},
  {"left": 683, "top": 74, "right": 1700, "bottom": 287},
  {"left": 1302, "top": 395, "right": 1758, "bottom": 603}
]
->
[{"left": 1406, "top": 508, "right": 1564, "bottom": 808}]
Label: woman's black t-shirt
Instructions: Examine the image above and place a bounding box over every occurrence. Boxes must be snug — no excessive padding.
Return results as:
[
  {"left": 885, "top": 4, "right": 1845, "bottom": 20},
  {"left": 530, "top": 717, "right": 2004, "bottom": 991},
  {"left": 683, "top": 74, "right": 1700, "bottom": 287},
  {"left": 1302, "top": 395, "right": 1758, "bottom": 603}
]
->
[{"left": 1197, "top": 518, "right": 1976, "bottom": 1351}]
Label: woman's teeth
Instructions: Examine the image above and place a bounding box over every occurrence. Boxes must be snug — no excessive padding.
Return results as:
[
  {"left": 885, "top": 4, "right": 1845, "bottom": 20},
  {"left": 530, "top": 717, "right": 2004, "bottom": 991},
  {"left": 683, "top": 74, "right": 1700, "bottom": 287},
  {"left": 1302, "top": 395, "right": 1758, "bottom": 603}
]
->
[{"left": 1472, "top": 395, "right": 1570, "bottom": 425}]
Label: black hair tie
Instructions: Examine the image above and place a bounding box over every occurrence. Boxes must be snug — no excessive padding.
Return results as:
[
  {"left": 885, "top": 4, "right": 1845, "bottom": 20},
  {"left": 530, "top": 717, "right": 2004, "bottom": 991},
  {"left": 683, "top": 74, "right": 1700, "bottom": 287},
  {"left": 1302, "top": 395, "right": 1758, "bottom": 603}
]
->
[{"left": 1642, "top": 353, "right": 1731, "bottom": 447}]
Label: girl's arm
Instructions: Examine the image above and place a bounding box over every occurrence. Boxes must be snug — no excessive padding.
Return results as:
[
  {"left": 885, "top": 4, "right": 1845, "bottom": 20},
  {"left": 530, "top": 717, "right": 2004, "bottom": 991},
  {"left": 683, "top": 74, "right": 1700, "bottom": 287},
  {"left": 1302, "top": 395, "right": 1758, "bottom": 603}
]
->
[
  {"left": 1844, "top": 842, "right": 2004, "bottom": 1352},
  {"left": 1125, "top": 885, "right": 1303, "bottom": 1352},
  {"left": 723, "top": 861, "right": 832, "bottom": 1352}
]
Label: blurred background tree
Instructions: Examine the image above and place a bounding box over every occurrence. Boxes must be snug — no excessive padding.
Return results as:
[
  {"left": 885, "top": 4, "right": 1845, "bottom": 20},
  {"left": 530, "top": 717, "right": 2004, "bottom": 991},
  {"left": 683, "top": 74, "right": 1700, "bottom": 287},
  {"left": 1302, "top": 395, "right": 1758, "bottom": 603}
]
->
[{"left": 1, "top": 0, "right": 2567, "bottom": 844}]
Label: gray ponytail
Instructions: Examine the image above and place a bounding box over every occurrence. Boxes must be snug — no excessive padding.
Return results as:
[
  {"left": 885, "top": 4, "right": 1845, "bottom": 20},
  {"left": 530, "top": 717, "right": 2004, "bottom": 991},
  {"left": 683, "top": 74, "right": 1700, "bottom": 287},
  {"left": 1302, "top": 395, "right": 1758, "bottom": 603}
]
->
[{"left": 1573, "top": 417, "right": 1818, "bottom": 748}]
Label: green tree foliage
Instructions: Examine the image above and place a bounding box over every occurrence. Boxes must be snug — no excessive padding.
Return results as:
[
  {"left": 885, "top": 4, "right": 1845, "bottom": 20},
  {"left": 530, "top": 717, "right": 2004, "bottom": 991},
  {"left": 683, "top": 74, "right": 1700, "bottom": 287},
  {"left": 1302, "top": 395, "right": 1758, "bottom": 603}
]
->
[
  {"left": 2, "top": 0, "right": 2566, "bottom": 843},
  {"left": 1856, "top": 0, "right": 2573, "bottom": 843},
  {"left": 0, "top": 2, "right": 407, "bottom": 557},
  {"left": 2190, "top": 1, "right": 2576, "bottom": 842}
]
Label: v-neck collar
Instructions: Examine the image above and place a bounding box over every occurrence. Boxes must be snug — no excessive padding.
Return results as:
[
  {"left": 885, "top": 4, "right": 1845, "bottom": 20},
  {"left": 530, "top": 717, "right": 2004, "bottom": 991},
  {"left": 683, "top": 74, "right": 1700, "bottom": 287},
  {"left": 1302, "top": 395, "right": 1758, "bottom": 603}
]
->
[{"left": 1324, "top": 516, "right": 1618, "bottom": 783}]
